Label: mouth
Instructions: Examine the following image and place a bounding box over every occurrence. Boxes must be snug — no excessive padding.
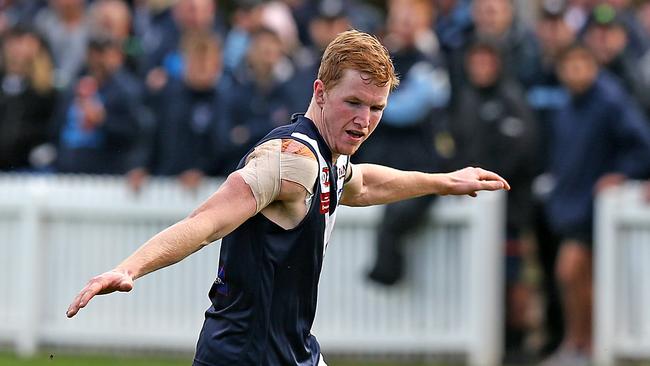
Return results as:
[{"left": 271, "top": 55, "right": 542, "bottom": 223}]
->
[{"left": 346, "top": 130, "right": 365, "bottom": 140}]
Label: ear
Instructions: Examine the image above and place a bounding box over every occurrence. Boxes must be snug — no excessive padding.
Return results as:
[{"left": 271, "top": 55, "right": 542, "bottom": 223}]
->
[{"left": 313, "top": 79, "right": 325, "bottom": 107}]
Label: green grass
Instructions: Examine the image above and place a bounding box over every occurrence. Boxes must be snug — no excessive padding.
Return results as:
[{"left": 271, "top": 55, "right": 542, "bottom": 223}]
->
[
  {"left": 0, "top": 353, "right": 444, "bottom": 366},
  {"left": 0, "top": 353, "right": 190, "bottom": 366}
]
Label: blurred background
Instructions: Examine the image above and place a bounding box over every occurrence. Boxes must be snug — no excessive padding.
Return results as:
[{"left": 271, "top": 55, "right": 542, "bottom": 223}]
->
[{"left": 1, "top": 0, "right": 650, "bottom": 365}]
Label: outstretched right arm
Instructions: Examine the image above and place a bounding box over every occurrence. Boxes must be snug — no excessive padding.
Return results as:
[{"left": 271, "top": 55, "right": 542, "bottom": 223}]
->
[{"left": 66, "top": 172, "right": 257, "bottom": 318}]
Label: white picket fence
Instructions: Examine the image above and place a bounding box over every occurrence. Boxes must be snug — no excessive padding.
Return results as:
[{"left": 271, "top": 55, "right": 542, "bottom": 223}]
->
[
  {"left": 595, "top": 183, "right": 650, "bottom": 366},
  {"left": 0, "top": 173, "right": 505, "bottom": 366}
]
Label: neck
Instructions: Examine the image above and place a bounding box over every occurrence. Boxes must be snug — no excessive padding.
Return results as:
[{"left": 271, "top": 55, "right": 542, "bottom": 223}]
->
[{"left": 304, "top": 99, "right": 339, "bottom": 162}]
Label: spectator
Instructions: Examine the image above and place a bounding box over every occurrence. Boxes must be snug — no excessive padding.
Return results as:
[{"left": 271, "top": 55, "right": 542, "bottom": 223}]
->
[
  {"left": 34, "top": 0, "right": 90, "bottom": 89},
  {"left": 434, "top": 0, "right": 473, "bottom": 55},
  {"left": 563, "top": 0, "right": 593, "bottom": 32},
  {"left": 261, "top": 1, "right": 301, "bottom": 57},
  {"left": 638, "top": 0, "right": 650, "bottom": 36},
  {"left": 362, "top": 0, "right": 450, "bottom": 285},
  {"left": 448, "top": 40, "right": 538, "bottom": 362},
  {"left": 0, "top": 26, "right": 57, "bottom": 171},
  {"left": 0, "top": 0, "right": 45, "bottom": 34},
  {"left": 601, "top": 0, "right": 649, "bottom": 56},
  {"left": 287, "top": 1, "right": 351, "bottom": 113},
  {"left": 222, "top": 0, "right": 264, "bottom": 72},
  {"left": 141, "top": 0, "right": 223, "bottom": 77},
  {"left": 529, "top": 0, "right": 575, "bottom": 159},
  {"left": 89, "top": 0, "right": 143, "bottom": 75},
  {"left": 54, "top": 34, "right": 144, "bottom": 174},
  {"left": 217, "top": 27, "right": 293, "bottom": 174},
  {"left": 637, "top": 1, "right": 650, "bottom": 97},
  {"left": 540, "top": 43, "right": 650, "bottom": 366},
  {"left": 468, "top": 0, "right": 542, "bottom": 88},
  {"left": 128, "top": 32, "right": 226, "bottom": 190},
  {"left": 527, "top": 0, "right": 576, "bottom": 357},
  {"left": 583, "top": 4, "right": 650, "bottom": 116},
  {"left": 133, "top": 0, "right": 175, "bottom": 75},
  {"left": 282, "top": 0, "right": 319, "bottom": 47}
]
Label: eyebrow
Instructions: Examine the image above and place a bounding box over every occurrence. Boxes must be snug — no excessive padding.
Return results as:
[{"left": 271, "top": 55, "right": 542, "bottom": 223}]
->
[{"left": 348, "top": 96, "right": 386, "bottom": 110}]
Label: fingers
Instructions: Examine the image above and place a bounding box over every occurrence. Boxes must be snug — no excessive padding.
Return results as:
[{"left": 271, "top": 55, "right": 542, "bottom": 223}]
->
[
  {"left": 480, "top": 180, "right": 508, "bottom": 192},
  {"left": 67, "top": 270, "right": 134, "bottom": 318},
  {"left": 66, "top": 292, "right": 84, "bottom": 318},
  {"left": 66, "top": 280, "right": 102, "bottom": 318},
  {"left": 475, "top": 168, "right": 510, "bottom": 190}
]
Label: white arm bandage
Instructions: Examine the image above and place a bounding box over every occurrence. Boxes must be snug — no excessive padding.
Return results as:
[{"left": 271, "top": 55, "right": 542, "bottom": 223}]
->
[{"left": 238, "top": 139, "right": 318, "bottom": 213}]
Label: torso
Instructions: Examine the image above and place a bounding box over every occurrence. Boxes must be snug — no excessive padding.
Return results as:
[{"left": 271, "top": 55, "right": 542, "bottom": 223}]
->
[{"left": 193, "top": 115, "right": 349, "bottom": 366}]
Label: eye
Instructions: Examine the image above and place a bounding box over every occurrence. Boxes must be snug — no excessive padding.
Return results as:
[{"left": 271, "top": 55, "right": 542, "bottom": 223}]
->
[
  {"left": 371, "top": 106, "right": 384, "bottom": 112},
  {"left": 346, "top": 100, "right": 360, "bottom": 106}
]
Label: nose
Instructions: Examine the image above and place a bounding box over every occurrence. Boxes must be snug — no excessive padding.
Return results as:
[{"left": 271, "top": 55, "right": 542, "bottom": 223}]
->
[{"left": 355, "top": 106, "right": 371, "bottom": 128}]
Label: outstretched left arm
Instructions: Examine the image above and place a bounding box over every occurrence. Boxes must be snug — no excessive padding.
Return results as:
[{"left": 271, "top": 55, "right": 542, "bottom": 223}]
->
[{"left": 340, "top": 164, "right": 510, "bottom": 207}]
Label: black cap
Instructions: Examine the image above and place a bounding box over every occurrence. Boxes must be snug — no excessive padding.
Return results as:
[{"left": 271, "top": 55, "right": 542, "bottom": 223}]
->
[{"left": 587, "top": 3, "right": 624, "bottom": 28}]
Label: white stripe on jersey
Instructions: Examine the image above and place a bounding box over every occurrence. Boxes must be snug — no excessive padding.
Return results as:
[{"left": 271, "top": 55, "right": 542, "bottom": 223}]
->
[{"left": 290, "top": 132, "right": 348, "bottom": 256}]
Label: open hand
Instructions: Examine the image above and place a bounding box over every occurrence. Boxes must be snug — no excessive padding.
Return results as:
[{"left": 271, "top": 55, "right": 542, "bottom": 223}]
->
[
  {"left": 66, "top": 269, "right": 134, "bottom": 318},
  {"left": 443, "top": 167, "right": 510, "bottom": 197}
]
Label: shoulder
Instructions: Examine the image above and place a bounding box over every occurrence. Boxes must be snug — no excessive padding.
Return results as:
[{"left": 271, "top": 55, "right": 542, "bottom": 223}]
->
[
  {"left": 275, "top": 138, "right": 319, "bottom": 191},
  {"left": 280, "top": 139, "right": 316, "bottom": 160}
]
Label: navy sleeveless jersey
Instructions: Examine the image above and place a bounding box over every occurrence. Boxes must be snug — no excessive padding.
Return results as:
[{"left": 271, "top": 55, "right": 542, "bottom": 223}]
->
[{"left": 193, "top": 115, "right": 350, "bottom": 366}]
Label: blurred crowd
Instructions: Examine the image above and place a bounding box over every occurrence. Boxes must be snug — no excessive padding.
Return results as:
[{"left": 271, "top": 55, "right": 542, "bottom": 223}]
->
[{"left": 2, "top": 0, "right": 650, "bottom": 364}]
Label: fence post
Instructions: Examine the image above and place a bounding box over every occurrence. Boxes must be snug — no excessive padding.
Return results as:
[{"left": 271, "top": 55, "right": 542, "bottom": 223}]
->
[
  {"left": 468, "top": 191, "right": 505, "bottom": 366},
  {"left": 15, "top": 181, "right": 45, "bottom": 357},
  {"left": 594, "top": 188, "right": 619, "bottom": 366}
]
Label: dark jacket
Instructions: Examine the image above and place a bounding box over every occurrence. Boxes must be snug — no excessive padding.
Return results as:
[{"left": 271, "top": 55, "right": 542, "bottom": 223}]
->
[
  {"left": 54, "top": 69, "right": 144, "bottom": 174},
  {"left": 450, "top": 77, "right": 538, "bottom": 234},
  {"left": 545, "top": 72, "right": 650, "bottom": 238},
  {"left": 143, "top": 77, "right": 226, "bottom": 176},
  {"left": 216, "top": 66, "right": 292, "bottom": 174},
  {"left": 0, "top": 74, "right": 57, "bottom": 170},
  {"left": 603, "top": 50, "right": 650, "bottom": 117}
]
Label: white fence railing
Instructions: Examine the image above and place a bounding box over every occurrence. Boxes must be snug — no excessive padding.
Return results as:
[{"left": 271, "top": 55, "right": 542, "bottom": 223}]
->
[
  {"left": 596, "top": 183, "right": 650, "bottom": 366},
  {"left": 0, "top": 174, "right": 505, "bottom": 366}
]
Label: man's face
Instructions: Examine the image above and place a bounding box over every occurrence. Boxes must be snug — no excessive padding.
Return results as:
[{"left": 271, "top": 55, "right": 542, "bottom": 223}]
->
[
  {"left": 584, "top": 25, "right": 627, "bottom": 64},
  {"left": 92, "top": 2, "right": 131, "bottom": 41},
  {"left": 387, "top": 0, "right": 434, "bottom": 46},
  {"left": 472, "top": 0, "right": 513, "bottom": 38},
  {"left": 558, "top": 49, "right": 599, "bottom": 94},
  {"left": 309, "top": 17, "right": 350, "bottom": 51},
  {"left": 2, "top": 34, "right": 39, "bottom": 75},
  {"left": 174, "top": 0, "right": 214, "bottom": 31},
  {"left": 184, "top": 47, "right": 221, "bottom": 90},
  {"left": 247, "top": 33, "right": 282, "bottom": 76},
  {"left": 466, "top": 49, "right": 500, "bottom": 88},
  {"left": 87, "top": 46, "right": 122, "bottom": 80},
  {"left": 51, "top": 0, "right": 84, "bottom": 14},
  {"left": 537, "top": 17, "right": 576, "bottom": 57},
  {"left": 316, "top": 69, "right": 389, "bottom": 157}
]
